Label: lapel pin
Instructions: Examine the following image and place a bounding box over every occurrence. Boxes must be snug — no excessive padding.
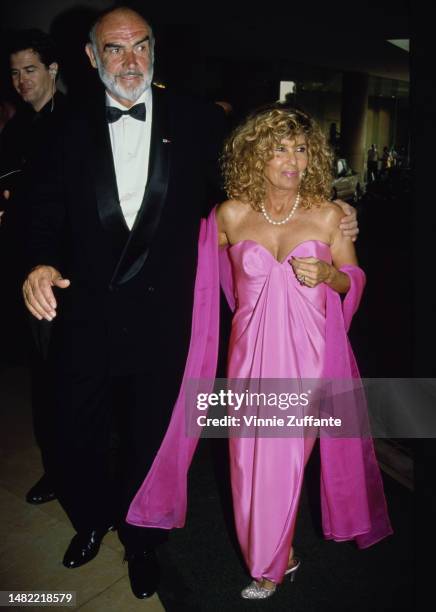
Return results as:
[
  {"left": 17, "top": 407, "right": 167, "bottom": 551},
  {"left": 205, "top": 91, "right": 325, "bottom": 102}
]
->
[{"left": 162, "top": 138, "right": 171, "bottom": 144}]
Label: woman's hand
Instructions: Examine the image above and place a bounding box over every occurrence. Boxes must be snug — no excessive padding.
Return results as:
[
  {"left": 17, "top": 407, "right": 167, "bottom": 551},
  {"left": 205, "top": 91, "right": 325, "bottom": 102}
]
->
[
  {"left": 290, "top": 255, "right": 351, "bottom": 293},
  {"left": 289, "top": 256, "right": 333, "bottom": 288}
]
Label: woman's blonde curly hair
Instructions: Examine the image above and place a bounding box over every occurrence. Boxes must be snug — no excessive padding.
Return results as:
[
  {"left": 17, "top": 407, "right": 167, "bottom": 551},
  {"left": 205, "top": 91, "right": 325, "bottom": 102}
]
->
[{"left": 221, "top": 104, "right": 334, "bottom": 210}]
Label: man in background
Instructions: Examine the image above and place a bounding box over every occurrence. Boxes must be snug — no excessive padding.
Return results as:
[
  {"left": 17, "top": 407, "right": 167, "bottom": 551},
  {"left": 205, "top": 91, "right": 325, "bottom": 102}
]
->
[
  {"left": 0, "top": 28, "right": 67, "bottom": 505},
  {"left": 367, "top": 143, "right": 378, "bottom": 183}
]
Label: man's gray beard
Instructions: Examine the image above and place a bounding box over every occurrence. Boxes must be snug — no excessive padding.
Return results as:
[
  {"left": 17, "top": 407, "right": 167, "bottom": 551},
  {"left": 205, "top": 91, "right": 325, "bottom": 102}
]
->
[{"left": 95, "top": 53, "right": 153, "bottom": 103}]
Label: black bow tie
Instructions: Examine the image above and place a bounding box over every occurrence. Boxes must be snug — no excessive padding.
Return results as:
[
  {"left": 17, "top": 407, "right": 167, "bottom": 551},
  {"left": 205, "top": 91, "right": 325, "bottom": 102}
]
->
[{"left": 106, "top": 102, "right": 146, "bottom": 123}]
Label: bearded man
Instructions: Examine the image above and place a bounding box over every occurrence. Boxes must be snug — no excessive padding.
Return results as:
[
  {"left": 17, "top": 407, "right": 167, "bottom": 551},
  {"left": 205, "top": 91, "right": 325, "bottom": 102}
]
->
[{"left": 20, "top": 6, "right": 224, "bottom": 598}]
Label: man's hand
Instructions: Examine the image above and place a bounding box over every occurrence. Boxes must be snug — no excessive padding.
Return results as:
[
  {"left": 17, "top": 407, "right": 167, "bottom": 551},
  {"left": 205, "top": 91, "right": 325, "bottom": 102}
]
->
[
  {"left": 334, "top": 199, "right": 359, "bottom": 242},
  {"left": 23, "top": 265, "right": 70, "bottom": 321}
]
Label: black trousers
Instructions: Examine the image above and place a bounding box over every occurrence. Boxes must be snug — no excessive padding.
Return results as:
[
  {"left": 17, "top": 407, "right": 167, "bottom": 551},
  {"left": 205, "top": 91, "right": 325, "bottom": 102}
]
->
[
  {"left": 367, "top": 160, "right": 378, "bottom": 182},
  {"left": 46, "top": 343, "right": 174, "bottom": 552},
  {"left": 28, "top": 317, "right": 52, "bottom": 475}
]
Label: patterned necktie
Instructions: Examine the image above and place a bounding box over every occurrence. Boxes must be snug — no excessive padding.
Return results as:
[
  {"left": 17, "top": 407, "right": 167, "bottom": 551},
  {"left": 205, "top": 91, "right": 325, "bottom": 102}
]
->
[{"left": 106, "top": 102, "right": 146, "bottom": 123}]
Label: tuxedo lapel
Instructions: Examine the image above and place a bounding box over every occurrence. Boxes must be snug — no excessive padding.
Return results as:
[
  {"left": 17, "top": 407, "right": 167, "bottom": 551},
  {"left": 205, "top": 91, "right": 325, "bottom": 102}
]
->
[
  {"left": 91, "top": 93, "right": 130, "bottom": 253},
  {"left": 110, "top": 87, "right": 171, "bottom": 287}
]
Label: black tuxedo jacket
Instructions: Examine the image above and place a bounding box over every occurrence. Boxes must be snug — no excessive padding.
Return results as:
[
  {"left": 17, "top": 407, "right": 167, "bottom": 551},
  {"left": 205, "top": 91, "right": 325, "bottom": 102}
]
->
[{"left": 27, "top": 86, "right": 225, "bottom": 384}]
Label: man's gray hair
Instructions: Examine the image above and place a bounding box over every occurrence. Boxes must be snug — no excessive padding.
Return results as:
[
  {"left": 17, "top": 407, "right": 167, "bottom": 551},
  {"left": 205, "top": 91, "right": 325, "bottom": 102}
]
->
[{"left": 88, "top": 6, "right": 155, "bottom": 62}]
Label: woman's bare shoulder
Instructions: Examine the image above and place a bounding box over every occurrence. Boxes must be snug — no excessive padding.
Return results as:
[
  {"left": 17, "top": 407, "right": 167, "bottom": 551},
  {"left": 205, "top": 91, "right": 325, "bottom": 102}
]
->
[
  {"left": 216, "top": 198, "right": 247, "bottom": 214},
  {"left": 216, "top": 199, "right": 250, "bottom": 226},
  {"left": 314, "top": 200, "right": 344, "bottom": 229}
]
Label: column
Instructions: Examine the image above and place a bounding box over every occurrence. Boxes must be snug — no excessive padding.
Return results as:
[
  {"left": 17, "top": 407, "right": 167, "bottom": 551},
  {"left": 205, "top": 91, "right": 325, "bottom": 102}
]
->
[{"left": 340, "top": 72, "right": 369, "bottom": 180}]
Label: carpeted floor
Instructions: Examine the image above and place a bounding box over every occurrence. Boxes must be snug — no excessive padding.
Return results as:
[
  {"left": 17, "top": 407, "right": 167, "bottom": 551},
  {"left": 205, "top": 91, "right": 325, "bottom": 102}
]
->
[{"left": 156, "top": 438, "right": 413, "bottom": 612}]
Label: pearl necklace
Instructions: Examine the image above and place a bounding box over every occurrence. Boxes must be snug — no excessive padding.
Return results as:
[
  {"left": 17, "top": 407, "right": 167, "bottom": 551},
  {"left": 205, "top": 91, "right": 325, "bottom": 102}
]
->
[{"left": 260, "top": 193, "right": 300, "bottom": 225}]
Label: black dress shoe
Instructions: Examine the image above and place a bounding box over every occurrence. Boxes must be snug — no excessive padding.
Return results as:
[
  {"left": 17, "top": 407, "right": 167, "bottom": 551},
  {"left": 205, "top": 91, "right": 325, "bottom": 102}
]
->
[
  {"left": 63, "top": 526, "right": 114, "bottom": 568},
  {"left": 125, "top": 550, "right": 160, "bottom": 599},
  {"left": 26, "top": 474, "right": 56, "bottom": 504}
]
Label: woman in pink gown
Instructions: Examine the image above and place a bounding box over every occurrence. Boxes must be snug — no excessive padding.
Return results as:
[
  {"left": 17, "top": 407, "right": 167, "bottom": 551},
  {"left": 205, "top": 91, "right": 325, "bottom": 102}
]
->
[
  {"left": 126, "top": 104, "right": 392, "bottom": 601},
  {"left": 215, "top": 104, "right": 392, "bottom": 598}
]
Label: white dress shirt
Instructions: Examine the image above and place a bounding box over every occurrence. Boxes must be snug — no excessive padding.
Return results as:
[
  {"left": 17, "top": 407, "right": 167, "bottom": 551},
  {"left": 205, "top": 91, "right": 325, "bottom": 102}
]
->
[{"left": 106, "top": 89, "right": 153, "bottom": 230}]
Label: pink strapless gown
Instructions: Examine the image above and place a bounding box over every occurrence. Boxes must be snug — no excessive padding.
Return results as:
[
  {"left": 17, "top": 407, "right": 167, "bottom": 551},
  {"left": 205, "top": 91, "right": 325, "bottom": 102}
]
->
[{"left": 227, "top": 239, "right": 332, "bottom": 583}]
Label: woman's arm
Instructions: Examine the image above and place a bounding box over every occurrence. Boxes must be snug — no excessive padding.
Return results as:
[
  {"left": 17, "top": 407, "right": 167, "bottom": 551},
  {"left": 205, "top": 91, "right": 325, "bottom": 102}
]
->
[
  {"left": 328, "top": 207, "right": 359, "bottom": 293},
  {"left": 215, "top": 202, "right": 229, "bottom": 247},
  {"left": 290, "top": 204, "right": 359, "bottom": 294},
  {"left": 216, "top": 199, "right": 245, "bottom": 248}
]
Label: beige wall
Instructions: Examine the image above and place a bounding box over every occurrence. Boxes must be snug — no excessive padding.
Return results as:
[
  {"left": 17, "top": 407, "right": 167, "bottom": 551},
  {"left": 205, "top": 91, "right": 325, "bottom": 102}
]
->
[
  {"left": 297, "top": 89, "right": 407, "bottom": 172},
  {"left": 366, "top": 97, "right": 402, "bottom": 152}
]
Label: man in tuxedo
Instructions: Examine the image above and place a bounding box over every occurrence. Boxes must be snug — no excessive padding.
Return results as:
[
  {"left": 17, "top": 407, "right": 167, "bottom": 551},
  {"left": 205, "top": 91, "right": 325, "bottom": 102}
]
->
[
  {"left": 22, "top": 6, "right": 359, "bottom": 599},
  {"left": 21, "top": 7, "right": 226, "bottom": 599}
]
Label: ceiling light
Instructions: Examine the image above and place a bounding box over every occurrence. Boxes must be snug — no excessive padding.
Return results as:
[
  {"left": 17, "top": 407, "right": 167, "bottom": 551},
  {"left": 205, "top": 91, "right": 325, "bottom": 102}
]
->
[{"left": 387, "top": 39, "right": 409, "bottom": 52}]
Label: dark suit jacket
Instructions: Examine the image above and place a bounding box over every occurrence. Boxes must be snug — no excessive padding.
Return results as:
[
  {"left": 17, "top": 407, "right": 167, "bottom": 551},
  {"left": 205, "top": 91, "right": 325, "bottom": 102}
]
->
[
  {"left": 0, "top": 92, "right": 68, "bottom": 212},
  {"left": 27, "top": 86, "right": 225, "bottom": 395},
  {"left": 0, "top": 93, "right": 68, "bottom": 363}
]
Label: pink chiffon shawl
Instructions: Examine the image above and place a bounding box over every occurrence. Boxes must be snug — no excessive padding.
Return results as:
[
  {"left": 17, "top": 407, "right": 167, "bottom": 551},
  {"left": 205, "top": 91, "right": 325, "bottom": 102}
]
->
[{"left": 127, "top": 209, "right": 393, "bottom": 548}]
